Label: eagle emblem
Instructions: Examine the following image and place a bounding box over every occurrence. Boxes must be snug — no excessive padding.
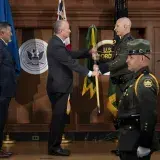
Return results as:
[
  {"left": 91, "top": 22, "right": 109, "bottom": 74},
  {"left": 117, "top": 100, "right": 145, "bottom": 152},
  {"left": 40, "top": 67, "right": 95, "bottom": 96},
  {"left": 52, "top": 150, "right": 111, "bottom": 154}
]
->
[
  {"left": 19, "top": 39, "right": 48, "bottom": 75},
  {"left": 27, "top": 49, "right": 44, "bottom": 65}
]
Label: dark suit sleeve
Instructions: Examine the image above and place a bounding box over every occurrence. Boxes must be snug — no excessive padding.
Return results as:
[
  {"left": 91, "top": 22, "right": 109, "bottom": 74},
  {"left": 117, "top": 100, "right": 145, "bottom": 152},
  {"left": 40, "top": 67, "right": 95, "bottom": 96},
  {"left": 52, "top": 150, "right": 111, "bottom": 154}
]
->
[
  {"left": 0, "top": 49, "right": 3, "bottom": 65},
  {"left": 99, "top": 63, "right": 109, "bottom": 74},
  {"left": 68, "top": 48, "right": 91, "bottom": 59},
  {"left": 137, "top": 76, "right": 158, "bottom": 148},
  {"left": 109, "top": 44, "right": 128, "bottom": 72},
  {"left": 53, "top": 46, "right": 89, "bottom": 76}
]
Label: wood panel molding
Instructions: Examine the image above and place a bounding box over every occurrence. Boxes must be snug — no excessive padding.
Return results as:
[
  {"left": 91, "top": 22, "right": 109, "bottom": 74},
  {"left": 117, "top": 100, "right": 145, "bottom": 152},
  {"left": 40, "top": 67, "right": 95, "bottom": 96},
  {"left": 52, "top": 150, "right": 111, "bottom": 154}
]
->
[
  {"left": 9, "top": 0, "right": 160, "bottom": 27},
  {"left": 7, "top": 123, "right": 160, "bottom": 132},
  {"left": 7, "top": 123, "right": 114, "bottom": 132}
]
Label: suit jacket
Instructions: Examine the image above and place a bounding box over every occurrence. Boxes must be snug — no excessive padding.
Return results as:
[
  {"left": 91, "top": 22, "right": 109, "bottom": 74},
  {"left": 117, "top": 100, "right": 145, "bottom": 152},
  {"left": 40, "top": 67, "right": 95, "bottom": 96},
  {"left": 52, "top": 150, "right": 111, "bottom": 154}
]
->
[
  {"left": 46, "top": 35, "right": 90, "bottom": 93},
  {"left": 0, "top": 39, "right": 17, "bottom": 97}
]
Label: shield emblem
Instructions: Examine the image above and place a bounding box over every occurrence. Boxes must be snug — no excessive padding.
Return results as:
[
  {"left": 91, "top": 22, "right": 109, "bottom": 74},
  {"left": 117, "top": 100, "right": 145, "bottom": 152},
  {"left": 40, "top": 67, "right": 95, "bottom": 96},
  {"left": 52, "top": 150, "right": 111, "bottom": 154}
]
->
[{"left": 96, "top": 40, "right": 116, "bottom": 63}]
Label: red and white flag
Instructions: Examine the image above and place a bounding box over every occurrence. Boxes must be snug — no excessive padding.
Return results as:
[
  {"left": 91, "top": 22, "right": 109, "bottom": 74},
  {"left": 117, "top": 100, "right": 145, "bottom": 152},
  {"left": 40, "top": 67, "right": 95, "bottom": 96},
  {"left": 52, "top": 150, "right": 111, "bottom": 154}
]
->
[
  {"left": 57, "top": 0, "right": 71, "bottom": 50},
  {"left": 57, "top": 0, "right": 71, "bottom": 114}
]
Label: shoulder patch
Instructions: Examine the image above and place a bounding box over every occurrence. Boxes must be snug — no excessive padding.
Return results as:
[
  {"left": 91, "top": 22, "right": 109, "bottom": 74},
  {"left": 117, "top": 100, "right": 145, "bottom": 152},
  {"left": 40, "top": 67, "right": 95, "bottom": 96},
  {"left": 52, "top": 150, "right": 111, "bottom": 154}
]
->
[
  {"left": 127, "top": 36, "right": 134, "bottom": 41},
  {"left": 143, "top": 79, "right": 153, "bottom": 88},
  {"left": 135, "top": 73, "right": 159, "bottom": 96}
]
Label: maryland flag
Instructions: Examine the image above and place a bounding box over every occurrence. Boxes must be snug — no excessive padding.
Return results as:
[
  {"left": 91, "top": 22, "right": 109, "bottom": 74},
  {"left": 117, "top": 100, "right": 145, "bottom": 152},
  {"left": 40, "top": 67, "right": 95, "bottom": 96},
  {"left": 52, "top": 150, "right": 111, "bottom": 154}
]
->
[{"left": 82, "top": 25, "right": 97, "bottom": 98}]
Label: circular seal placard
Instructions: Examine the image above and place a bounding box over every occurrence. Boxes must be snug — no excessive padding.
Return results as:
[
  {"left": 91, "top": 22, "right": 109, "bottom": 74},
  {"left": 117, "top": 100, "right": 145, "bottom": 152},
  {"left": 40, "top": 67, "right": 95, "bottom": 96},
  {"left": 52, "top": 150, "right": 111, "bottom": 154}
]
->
[{"left": 19, "top": 39, "right": 48, "bottom": 75}]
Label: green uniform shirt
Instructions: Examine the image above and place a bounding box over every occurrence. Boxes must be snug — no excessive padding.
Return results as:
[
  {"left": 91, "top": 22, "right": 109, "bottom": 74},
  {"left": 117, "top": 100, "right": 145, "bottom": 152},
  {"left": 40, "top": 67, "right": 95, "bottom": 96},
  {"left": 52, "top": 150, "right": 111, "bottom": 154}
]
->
[
  {"left": 118, "top": 66, "right": 159, "bottom": 148},
  {"left": 109, "top": 33, "right": 134, "bottom": 77}
]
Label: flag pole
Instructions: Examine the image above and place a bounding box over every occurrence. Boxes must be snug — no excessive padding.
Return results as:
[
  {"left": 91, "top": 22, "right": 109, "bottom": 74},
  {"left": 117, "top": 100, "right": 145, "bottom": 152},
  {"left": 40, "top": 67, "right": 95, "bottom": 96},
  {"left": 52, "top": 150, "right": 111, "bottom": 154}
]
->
[
  {"left": 62, "top": 0, "right": 67, "bottom": 20},
  {"left": 59, "top": 0, "right": 71, "bottom": 144},
  {"left": 93, "top": 53, "right": 100, "bottom": 115},
  {"left": 95, "top": 76, "right": 100, "bottom": 114},
  {"left": 91, "top": 25, "right": 100, "bottom": 115}
]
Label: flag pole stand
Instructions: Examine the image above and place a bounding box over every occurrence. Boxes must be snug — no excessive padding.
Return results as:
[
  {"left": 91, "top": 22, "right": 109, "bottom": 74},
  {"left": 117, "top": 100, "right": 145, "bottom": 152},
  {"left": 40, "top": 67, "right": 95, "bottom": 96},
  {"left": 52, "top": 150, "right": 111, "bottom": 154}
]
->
[
  {"left": 114, "top": 139, "right": 118, "bottom": 143},
  {"left": 62, "top": 134, "right": 71, "bottom": 144},
  {"left": 3, "top": 123, "right": 15, "bottom": 144},
  {"left": 3, "top": 133, "right": 15, "bottom": 144}
]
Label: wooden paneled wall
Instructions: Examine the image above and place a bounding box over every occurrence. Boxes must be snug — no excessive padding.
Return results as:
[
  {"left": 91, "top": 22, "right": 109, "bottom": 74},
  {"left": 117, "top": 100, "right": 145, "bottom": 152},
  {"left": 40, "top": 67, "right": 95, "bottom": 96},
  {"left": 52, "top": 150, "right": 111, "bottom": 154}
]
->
[{"left": 7, "top": 0, "right": 160, "bottom": 132}]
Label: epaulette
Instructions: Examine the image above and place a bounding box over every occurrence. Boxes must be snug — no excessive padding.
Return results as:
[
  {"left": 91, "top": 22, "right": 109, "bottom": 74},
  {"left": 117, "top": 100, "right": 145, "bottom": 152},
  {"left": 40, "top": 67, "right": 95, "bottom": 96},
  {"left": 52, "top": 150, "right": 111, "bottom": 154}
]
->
[
  {"left": 127, "top": 35, "right": 134, "bottom": 41},
  {"left": 123, "top": 35, "right": 134, "bottom": 44},
  {"left": 134, "top": 73, "right": 159, "bottom": 96}
]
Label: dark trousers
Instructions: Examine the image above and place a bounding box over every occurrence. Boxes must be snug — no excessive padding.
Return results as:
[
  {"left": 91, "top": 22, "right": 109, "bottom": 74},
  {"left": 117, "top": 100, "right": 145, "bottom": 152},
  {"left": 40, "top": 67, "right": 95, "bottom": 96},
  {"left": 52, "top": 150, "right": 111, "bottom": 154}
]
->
[
  {"left": 0, "top": 97, "right": 11, "bottom": 149},
  {"left": 47, "top": 92, "right": 69, "bottom": 151},
  {"left": 119, "top": 151, "right": 151, "bottom": 160}
]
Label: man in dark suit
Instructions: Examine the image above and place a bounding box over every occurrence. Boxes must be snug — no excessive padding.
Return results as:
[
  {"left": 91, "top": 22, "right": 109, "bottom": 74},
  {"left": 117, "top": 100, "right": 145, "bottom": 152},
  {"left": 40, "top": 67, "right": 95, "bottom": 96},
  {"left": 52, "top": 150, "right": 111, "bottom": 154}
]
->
[
  {"left": 46, "top": 20, "right": 98, "bottom": 156},
  {"left": 0, "top": 22, "right": 17, "bottom": 158}
]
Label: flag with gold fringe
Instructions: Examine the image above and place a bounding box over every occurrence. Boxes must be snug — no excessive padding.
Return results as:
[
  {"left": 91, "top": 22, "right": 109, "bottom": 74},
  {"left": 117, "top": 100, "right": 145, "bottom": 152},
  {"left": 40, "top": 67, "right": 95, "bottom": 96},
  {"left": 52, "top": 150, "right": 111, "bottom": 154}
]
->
[
  {"left": 82, "top": 25, "right": 97, "bottom": 98},
  {"left": 57, "top": 0, "right": 71, "bottom": 50},
  {"left": 106, "top": 79, "right": 118, "bottom": 117}
]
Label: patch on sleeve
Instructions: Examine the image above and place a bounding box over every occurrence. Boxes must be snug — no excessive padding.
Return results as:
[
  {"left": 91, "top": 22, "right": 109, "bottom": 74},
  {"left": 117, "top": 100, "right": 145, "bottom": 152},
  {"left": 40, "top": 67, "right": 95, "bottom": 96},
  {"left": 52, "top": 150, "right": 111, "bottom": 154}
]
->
[{"left": 143, "top": 79, "right": 153, "bottom": 87}]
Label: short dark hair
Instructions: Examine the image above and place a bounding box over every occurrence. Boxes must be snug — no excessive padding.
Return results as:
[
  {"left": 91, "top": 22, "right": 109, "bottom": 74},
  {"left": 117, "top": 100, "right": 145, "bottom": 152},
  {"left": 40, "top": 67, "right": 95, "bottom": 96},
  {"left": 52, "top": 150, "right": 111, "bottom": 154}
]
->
[
  {"left": 53, "top": 20, "right": 65, "bottom": 34},
  {"left": 0, "top": 22, "right": 11, "bottom": 31}
]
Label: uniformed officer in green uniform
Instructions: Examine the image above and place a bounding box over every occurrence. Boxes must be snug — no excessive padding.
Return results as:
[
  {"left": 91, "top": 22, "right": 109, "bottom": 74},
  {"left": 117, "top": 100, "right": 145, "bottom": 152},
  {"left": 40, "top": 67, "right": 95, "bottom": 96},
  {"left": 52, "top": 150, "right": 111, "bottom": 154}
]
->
[
  {"left": 117, "top": 39, "right": 159, "bottom": 160},
  {"left": 99, "top": 17, "right": 134, "bottom": 105},
  {"left": 96, "top": 17, "right": 134, "bottom": 156}
]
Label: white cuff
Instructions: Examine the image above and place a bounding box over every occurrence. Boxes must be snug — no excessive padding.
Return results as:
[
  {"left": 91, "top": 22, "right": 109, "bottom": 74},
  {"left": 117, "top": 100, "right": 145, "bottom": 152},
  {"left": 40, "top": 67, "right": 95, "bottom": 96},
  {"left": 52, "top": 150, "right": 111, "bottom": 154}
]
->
[{"left": 87, "top": 71, "right": 92, "bottom": 77}]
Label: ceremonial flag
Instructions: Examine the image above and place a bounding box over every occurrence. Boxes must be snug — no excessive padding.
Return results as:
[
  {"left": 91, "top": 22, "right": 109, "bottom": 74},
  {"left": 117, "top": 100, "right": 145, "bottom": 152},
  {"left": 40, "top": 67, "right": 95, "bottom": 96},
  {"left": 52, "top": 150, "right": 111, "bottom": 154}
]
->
[
  {"left": 0, "top": 0, "right": 20, "bottom": 74},
  {"left": 82, "top": 25, "right": 97, "bottom": 98}
]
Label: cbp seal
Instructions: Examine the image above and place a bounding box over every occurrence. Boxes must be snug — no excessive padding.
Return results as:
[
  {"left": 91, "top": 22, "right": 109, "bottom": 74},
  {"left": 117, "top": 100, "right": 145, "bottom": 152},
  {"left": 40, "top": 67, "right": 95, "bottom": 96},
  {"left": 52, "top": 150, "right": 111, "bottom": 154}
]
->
[{"left": 19, "top": 39, "right": 48, "bottom": 75}]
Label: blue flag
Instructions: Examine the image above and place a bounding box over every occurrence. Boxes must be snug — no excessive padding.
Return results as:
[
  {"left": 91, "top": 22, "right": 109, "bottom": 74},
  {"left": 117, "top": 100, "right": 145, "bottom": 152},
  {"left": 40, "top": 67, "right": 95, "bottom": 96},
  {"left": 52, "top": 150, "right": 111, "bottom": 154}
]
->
[{"left": 0, "top": 0, "right": 20, "bottom": 74}]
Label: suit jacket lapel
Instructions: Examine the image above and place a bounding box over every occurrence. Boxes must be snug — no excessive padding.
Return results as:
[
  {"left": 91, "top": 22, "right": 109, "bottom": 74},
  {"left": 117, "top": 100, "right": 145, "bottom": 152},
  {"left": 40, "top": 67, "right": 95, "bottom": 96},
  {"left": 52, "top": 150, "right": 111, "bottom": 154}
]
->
[{"left": 54, "top": 35, "right": 65, "bottom": 46}]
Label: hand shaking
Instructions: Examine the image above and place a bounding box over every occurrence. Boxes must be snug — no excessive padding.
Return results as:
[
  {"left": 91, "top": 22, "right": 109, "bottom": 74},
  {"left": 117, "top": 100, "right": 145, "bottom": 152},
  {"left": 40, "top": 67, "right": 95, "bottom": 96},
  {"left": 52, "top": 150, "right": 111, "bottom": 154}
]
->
[
  {"left": 91, "top": 70, "right": 99, "bottom": 77},
  {"left": 91, "top": 64, "right": 101, "bottom": 77},
  {"left": 93, "top": 64, "right": 99, "bottom": 72},
  {"left": 89, "top": 47, "right": 97, "bottom": 55},
  {"left": 88, "top": 47, "right": 100, "bottom": 77}
]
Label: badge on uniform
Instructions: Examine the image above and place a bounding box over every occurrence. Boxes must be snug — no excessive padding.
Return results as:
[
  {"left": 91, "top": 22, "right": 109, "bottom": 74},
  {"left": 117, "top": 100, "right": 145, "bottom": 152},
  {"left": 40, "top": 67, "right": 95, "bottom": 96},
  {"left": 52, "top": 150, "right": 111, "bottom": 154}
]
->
[{"left": 143, "top": 79, "right": 153, "bottom": 87}]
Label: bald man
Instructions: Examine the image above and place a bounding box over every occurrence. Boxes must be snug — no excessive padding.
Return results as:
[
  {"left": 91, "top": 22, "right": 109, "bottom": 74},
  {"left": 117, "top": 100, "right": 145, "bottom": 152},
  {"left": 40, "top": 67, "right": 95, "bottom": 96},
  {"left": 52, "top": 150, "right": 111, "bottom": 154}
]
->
[
  {"left": 99, "top": 17, "right": 134, "bottom": 105},
  {"left": 97, "top": 17, "right": 134, "bottom": 155},
  {"left": 115, "top": 17, "right": 131, "bottom": 38}
]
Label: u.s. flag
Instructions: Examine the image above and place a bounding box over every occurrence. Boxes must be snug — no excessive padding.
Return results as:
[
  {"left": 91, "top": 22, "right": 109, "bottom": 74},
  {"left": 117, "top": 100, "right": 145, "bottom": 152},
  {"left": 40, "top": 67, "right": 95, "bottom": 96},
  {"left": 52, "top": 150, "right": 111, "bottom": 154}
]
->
[
  {"left": 57, "top": 0, "right": 71, "bottom": 50},
  {"left": 57, "top": 0, "right": 71, "bottom": 114}
]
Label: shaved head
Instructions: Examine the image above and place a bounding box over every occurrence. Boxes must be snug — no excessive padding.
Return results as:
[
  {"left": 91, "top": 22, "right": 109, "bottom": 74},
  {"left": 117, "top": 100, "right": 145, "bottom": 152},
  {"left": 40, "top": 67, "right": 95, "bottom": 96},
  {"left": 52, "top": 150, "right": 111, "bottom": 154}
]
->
[
  {"left": 117, "top": 17, "right": 131, "bottom": 28},
  {"left": 114, "top": 17, "right": 132, "bottom": 38}
]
